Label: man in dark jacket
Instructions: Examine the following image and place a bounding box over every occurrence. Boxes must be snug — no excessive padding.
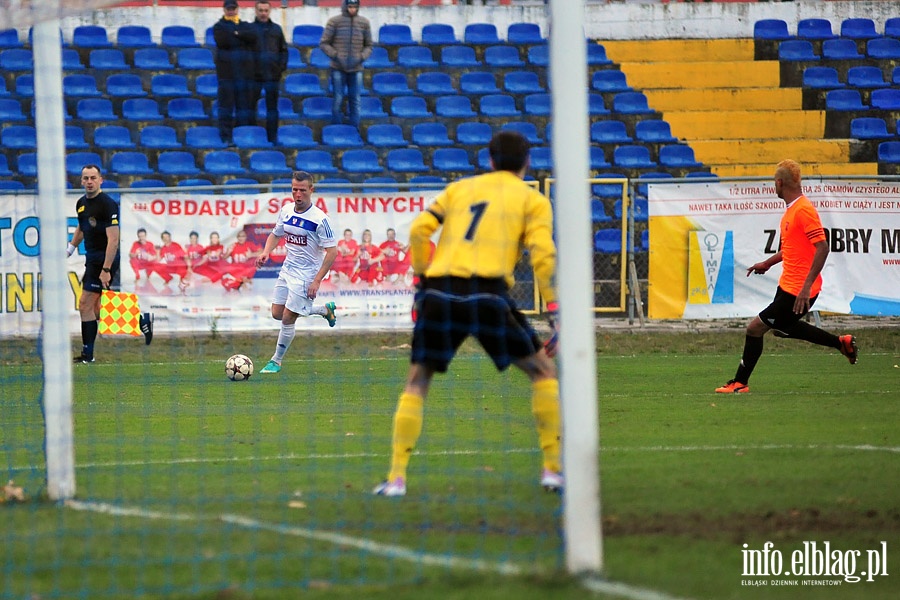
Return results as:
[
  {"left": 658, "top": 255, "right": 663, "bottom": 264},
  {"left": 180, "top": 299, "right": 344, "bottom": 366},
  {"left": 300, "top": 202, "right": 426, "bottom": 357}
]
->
[
  {"left": 320, "top": 0, "right": 372, "bottom": 128},
  {"left": 213, "top": 0, "right": 257, "bottom": 145},
  {"left": 251, "top": 0, "right": 288, "bottom": 144}
]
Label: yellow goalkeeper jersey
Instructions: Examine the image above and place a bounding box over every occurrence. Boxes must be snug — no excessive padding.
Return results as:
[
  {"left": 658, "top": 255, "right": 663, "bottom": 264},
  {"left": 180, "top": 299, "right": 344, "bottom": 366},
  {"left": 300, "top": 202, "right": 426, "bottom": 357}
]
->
[{"left": 409, "top": 170, "right": 557, "bottom": 304}]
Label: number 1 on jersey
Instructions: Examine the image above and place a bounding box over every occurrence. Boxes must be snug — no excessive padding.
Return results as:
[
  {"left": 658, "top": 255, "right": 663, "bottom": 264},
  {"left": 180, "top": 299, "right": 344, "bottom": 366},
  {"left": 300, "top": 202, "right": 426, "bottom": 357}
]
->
[{"left": 465, "top": 201, "right": 488, "bottom": 241}]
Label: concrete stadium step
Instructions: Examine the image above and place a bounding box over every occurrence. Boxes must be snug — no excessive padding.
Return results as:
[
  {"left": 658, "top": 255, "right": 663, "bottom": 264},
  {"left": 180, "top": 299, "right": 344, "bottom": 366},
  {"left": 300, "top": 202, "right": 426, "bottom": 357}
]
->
[
  {"left": 714, "top": 162, "right": 879, "bottom": 177},
  {"left": 664, "top": 110, "right": 826, "bottom": 140},
  {"left": 617, "top": 60, "right": 779, "bottom": 90},
  {"left": 643, "top": 87, "right": 801, "bottom": 112},
  {"left": 601, "top": 39, "right": 754, "bottom": 63},
  {"left": 691, "top": 139, "right": 853, "bottom": 165}
]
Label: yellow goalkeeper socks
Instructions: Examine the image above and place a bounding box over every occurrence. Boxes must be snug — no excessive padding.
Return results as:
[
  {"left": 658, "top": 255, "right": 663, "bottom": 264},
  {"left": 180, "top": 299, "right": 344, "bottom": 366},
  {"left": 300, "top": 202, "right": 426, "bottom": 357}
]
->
[
  {"left": 388, "top": 392, "right": 424, "bottom": 481},
  {"left": 532, "top": 379, "right": 562, "bottom": 473}
]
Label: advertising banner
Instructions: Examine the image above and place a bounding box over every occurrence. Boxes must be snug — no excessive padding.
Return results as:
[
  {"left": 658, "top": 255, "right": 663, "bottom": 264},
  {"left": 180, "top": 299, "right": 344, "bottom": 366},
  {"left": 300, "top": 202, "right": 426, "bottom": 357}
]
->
[{"left": 648, "top": 181, "right": 900, "bottom": 319}]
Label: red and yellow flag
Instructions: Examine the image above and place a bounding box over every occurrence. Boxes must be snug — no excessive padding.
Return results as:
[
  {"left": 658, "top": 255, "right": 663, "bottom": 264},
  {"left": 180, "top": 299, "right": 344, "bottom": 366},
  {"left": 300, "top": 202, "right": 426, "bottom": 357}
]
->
[{"left": 99, "top": 290, "right": 141, "bottom": 336}]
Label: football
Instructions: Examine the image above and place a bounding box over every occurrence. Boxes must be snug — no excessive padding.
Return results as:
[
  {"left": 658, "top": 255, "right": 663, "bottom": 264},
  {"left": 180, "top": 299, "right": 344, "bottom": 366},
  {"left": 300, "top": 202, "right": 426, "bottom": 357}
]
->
[{"left": 225, "top": 354, "right": 254, "bottom": 381}]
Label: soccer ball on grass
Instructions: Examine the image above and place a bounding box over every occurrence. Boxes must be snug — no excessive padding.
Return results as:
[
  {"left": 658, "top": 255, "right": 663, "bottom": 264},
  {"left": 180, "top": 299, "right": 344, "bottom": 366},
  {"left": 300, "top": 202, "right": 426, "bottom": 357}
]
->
[{"left": 225, "top": 354, "right": 254, "bottom": 381}]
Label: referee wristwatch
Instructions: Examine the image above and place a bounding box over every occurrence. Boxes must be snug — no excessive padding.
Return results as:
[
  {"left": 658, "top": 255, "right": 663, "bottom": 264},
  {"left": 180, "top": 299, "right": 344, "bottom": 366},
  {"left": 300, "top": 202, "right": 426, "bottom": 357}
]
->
[{"left": 102, "top": 267, "right": 111, "bottom": 273}]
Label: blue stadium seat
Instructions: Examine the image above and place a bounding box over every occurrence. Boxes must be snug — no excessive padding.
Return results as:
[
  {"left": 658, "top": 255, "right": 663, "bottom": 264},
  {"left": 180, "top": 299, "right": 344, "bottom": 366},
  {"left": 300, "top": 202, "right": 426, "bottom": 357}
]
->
[
  {"left": 850, "top": 117, "right": 891, "bottom": 140},
  {"left": 378, "top": 24, "right": 415, "bottom": 46},
  {"left": 0, "top": 180, "right": 25, "bottom": 191},
  {"left": 276, "top": 124, "right": 316, "bottom": 148},
  {"left": 411, "top": 122, "right": 452, "bottom": 146},
  {"left": 592, "top": 70, "right": 632, "bottom": 93},
  {"left": 421, "top": 24, "right": 457, "bottom": 46},
  {"left": 62, "top": 48, "right": 85, "bottom": 70},
  {"left": 778, "top": 40, "right": 819, "bottom": 61},
  {"left": 322, "top": 124, "right": 364, "bottom": 147},
  {"left": 590, "top": 146, "right": 612, "bottom": 169},
  {"left": 484, "top": 45, "right": 524, "bottom": 68},
  {"left": 292, "top": 25, "right": 324, "bottom": 47},
  {"left": 386, "top": 149, "right": 429, "bottom": 173},
  {"left": 871, "top": 89, "right": 900, "bottom": 110},
  {"left": 63, "top": 74, "right": 102, "bottom": 97},
  {"left": 825, "top": 89, "right": 868, "bottom": 111},
  {"left": 613, "top": 92, "right": 653, "bottom": 114},
  {"left": 480, "top": 94, "right": 520, "bottom": 117},
  {"left": 360, "top": 96, "right": 389, "bottom": 119},
  {"left": 589, "top": 93, "right": 611, "bottom": 115},
  {"left": 524, "top": 93, "right": 550, "bottom": 116},
  {"left": 151, "top": 73, "right": 191, "bottom": 97},
  {"left": 316, "top": 177, "right": 353, "bottom": 193},
  {"left": 158, "top": 151, "right": 201, "bottom": 175},
  {"left": 753, "top": 19, "right": 791, "bottom": 40},
  {"left": 295, "top": 150, "right": 337, "bottom": 174},
  {"left": 0, "top": 79, "right": 9, "bottom": 96},
  {"left": 822, "top": 39, "right": 863, "bottom": 60},
  {"left": 0, "top": 99, "right": 27, "bottom": 122},
  {"left": 195, "top": 73, "right": 218, "bottom": 97},
  {"left": 364, "top": 46, "right": 395, "bottom": 68},
  {"left": 527, "top": 44, "right": 548, "bottom": 67},
  {"left": 460, "top": 72, "right": 499, "bottom": 95},
  {"left": 341, "top": 150, "right": 383, "bottom": 174},
  {"left": 867, "top": 38, "right": 900, "bottom": 60},
  {"left": 587, "top": 43, "right": 613, "bottom": 66},
  {"left": 185, "top": 126, "right": 227, "bottom": 149},
  {"left": 204, "top": 150, "right": 245, "bottom": 174},
  {"left": 72, "top": 25, "right": 111, "bottom": 48},
  {"left": 475, "top": 148, "right": 491, "bottom": 170},
  {"left": 223, "top": 177, "right": 259, "bottom": 189},
  {"left": 635, "top": 120, "right": 678, "bottom": 143},
  {"left": 94, "top": 125, "right": 135, "bottom": 149},
  {"left": 122, "top": 98, "right": 164, "bottom": 121},
  {"left": 877, "top": 141, "right": 900, "bottom": 163},
  {"left": 233, "top": 125, "right": 273, "bottom": 148},
  {"left": 390, "top": 96, "right": 432, "bottom": 118},
  {"left": 301, "top": 96, "right": 332, "bottom": 119},
  {"left": 257, "top": 96, "right": 300, "bottom": 122},
  {"left": 841, "top": 18, "right": 878, "bottom": 40},
  {"left": 847, "top": 66, "right": 889, "bottom": 88},
  {"left": 456, "top": 122, "right": 492, "bottom": 146},
  {"left": 117, "top": 26, "right": 154, "bottom": 48},
  {"left": 1, "top": 125, "right": 36, "bottom": 149},
  {"left": 287, "top": 46, "right": 304, "bottom": 69},
  {"left": 501, "top": 121, "right": 542, "bottom": 144},
  {"left": 440, "top": 46, "right": 481, "bottom": 68},
  {"left": 886, "top": 17, "right": 900, "bottom": 38},
  {"left": 65, "top": 125, "right": 90, "bottom": 149},
  {"left": 134, "top": 48, "right": 173, "bottom": 70},
  {"left": 397, "top": 46, "right": 438, "bottom": 68},
  {"left": 659, "top": 144, "right": 702, "bottom": 168},
  {"left": 409, "top": 175, "right": 446, "bottom": 189},
  {"left": 177, "top": 178, "right": 213, "bottom": 188},
  {"left": 591, "top": 120, "right": 632, "bottom": 144},
  {"left": 178, "top": 48, "right": 215, "bottom": 70},
  {"left": 129, "top": 179, "right": 166, "bottom": 189},
  {"left": 372, "top": 72, "right": 414, "bottom": 96},
  {"left": 416, "top": 72, "right": 455, "bottom": 95},
  {"left": 0, "top": 49, "right": 32, "bottom": 71},
  {"left": 66, "top": 152, "right": 102, "bottom": 176},
  {"left": 0, "top": 29, "right": 22, "bottom": 48},
  {"left": 594, "top": 229, "right": 623, "bottom": 254},
  {"left": 504, "top": 71, "right": 544, "bottom": 94},
  {"left": 797, "top": 18, "right": 834, "bottom": 40},
  {"left": 205, "top": 27, "right": 216, "bottom": 47},
  {"left": 464, "top": 23, "right": 500, "bottom": 45},
  {"left": 682, "top": 171, "right": 717, "bottom": 181},
  {"left": 613, "top": 145, "right": 656, "bottom": 169},
  {"left": 433, "top": 148, "right": 474, "bottom": 173},
  {"left": 308, "top": 48, "right": 331, "bottom": 69},
  {"left": 507, "top": 22, "right": 543, "bottom": 44},
  {"left": 591, "top": 199, "right": 612, "bottom": 224},
  {"left": 106, "top": 73, "right": 147, "bottom": 97},
  {"left": 140, "top": 125, "right": 180, "bottom": 149},
  {"left": 161, "top": 25, "right": 198, "bottom": 47},
  {"left": 111, "top": 152, "right": 153, "bottom": 175},
  {"left": 76, "top": 98, "right": 117, "bottom": 121},
  {"left": 526, "top": 147, "right": 551, "bottom": 171},
  {"left": 367, "top": 124, "right": 408, "bottom": 147},
  {"left": 802, "top": 66, "right": 844, "bottom": 89},
  {"left": 15, "top": 75, "right": 32, "bottom": 97},
  {"left": 17, "top": 153, "right": 37, "bottom": 177},
  {"left": 363, "top": 176, "right": 399, "bottom": 193},
  {"left": 435, "top": 95, "right": 476, "bottom": 118},
  {"left": 89, "top": 49, "right": 128, "bottom": 70},
  {"left": 166, "top": 98, "right": 207, "bottom": 120}
]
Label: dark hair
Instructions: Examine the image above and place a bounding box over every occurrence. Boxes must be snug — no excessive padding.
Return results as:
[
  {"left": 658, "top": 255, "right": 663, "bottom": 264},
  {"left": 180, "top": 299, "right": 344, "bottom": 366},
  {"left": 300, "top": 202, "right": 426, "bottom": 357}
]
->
[
  {"left": 161, "top": 230, "right": 171, "bottom": 237},
  {"left": 81, "top": 164, "right": 102, "bottom": 176},
  {"left": 488, "top": 131, "right": 530, "bottom": 172},
  {"left": 292, "top": 170, "right": 313, "bottom": 185},
  {"left": 137, "top": 228, "right": 146, "bottom": 234},
  {"left": 189, "top": 230, "right": 199, "bottom": 237}
]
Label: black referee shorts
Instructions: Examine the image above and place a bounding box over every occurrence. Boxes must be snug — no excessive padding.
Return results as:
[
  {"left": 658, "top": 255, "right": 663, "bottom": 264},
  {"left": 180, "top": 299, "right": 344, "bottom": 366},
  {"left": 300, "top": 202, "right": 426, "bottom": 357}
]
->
[
  {"left": 82, "top": 255, "right": 120, "bottom": 294},
  {"left": 758, "top": 286, "right": 818, "bottom": 333}
]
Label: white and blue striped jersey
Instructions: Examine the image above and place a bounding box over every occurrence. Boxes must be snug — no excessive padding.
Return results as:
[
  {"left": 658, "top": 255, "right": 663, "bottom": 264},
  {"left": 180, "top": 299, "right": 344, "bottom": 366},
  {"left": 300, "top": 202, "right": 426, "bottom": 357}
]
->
[{"left": 271, "top": 203, "right": 337, "bottom": 282}]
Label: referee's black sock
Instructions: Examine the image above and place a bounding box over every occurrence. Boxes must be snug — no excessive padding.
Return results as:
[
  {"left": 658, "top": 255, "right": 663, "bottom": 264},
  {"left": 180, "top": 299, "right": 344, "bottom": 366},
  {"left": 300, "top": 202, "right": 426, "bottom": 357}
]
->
[
  {"left": 734, "top": 334, "right": 764, "bottom": 384},
  {"left": 782, "top": 320, "right": 841, "bottom": 349},
  {"left": 81, "top": 320, "right": 98, "bottom": 358}
]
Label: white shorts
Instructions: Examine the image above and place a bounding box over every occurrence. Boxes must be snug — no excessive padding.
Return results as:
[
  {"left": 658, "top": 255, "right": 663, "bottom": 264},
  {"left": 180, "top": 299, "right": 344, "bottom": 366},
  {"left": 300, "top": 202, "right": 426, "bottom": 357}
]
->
[{"left": 272, "top": 273, "right": 314, "bottom": 316}]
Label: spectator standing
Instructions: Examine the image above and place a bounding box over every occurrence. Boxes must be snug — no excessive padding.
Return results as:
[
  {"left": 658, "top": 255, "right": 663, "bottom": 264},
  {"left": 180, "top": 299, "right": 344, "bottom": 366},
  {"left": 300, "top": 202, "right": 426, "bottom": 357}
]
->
[
  {"left": 213, "top": 0, "right": 257, "bottom": 145},
  {"left": 251, "top": 0, "right": 288, "bottom": 144},
  {"left": 319, "top": 0, "right": 372, "bottom": 128}
]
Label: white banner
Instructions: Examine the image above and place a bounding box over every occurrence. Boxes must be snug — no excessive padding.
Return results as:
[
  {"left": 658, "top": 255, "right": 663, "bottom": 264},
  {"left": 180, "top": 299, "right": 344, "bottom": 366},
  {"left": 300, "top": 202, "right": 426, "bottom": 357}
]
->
[{"left": 648, "top": 181, "right": 900, "bottom": 319}]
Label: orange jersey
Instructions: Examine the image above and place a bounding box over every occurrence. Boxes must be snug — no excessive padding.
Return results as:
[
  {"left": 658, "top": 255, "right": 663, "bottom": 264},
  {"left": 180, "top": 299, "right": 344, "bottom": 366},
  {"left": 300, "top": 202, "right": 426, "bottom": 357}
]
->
[{"left": 778, "top": 195, "right": 826, "bottom": 296}]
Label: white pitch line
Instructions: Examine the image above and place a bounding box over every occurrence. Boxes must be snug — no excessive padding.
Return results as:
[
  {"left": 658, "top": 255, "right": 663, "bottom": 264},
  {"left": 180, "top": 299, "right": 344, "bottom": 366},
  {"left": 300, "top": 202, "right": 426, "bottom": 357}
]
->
[{"left": 582, "top": 576, "right": 693, "bottom": 600}]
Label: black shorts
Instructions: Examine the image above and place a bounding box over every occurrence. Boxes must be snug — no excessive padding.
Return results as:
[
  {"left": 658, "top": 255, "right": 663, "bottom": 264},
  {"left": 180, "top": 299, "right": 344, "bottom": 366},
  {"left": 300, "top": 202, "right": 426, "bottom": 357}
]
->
[
  {"left": 411, "top": 277, "right": 542, "bottom": 373},
  {"left": 758, "top": 286, "right": 818, "bottom": 333},
  {"left": 82, "top": 255, "right": 120, "bottom": 294}
]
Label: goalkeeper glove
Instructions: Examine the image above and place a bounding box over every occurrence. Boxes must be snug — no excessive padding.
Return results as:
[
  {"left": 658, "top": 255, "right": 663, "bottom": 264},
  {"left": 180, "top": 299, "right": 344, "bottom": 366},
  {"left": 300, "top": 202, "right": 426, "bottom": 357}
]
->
[
  {"left": 411, "top": 275, "right": 425, "bottom": 323},
  {"left": 543, "top": 301, "right": 559, "bottom": 358}
]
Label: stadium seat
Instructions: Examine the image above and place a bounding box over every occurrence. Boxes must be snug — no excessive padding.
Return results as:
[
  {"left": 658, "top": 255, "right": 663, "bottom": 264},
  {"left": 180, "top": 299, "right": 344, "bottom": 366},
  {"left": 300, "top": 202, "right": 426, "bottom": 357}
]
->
[
  {"left": 464, "top": 23, "right": 500, "bottom": 45},
  {"left": 527, "top": 44, "right": 548, "bottom": 67},
  {"left": 295, "top": 150, "right": 337, "bottom": 174},
  {"left": 886, "top": 17, "right": 900, "bottom": 38},
  {"left": 378, "top": 24, "right": 415, "bottom": 46},
  {"left": 1, "top": 125, "right": 36, "bottom": 149},
  {"left": 411, "top": 122, "right": 453, "bottom": 146},
  {"left": 524, "top": 146, "right": 550, "bottom": 171},
  {"left": 140, "top": 125, "right": 180, "bottom": 149},
  {"left": 825, "top": 89, "right": 868, "bottom": 111},
  {"left": 867, "top": 38, "right": 900, "bottom": 60},
  {"left": 372, "top": 72, "right": 414, "bottom": 96},
  {"left": 76, "top": 98, "right": 117, "bottom": 121},
  {"left": 386, "top": 148, "right": 428, "bottom": 173},
  {"left": 507, "top": 22, "right": 543, "bottom": 45},
  {"left": 316, "top": 177, "right": 353, "bottom": 193},
  {"left": 484, "top": 45, "right": 524, "bottom": 68},
  {"left": 877, "top": 141, "right": 900, "bottom": 163},
  {"left": 73, "top": 25, "right": 111, "bottom": 48},
  {"left": 15, "top": 75, "right": 32, "bottom": 97},
  {"left": 460, "top": 72, "right": 499, "bottom": 95},
  {"left": 822, "top": 39, "right": 863, "bottom": 60},
  {"left": 120, "top": 98, "right": 163, "bottom": 121},
  {"left": 322, "top": 124, "right": 364, "bottom": 147},
  {"left": 590, "top": 199, "right": 612, "bottom": 224},
  {"left": 591, "top": 120, "right": 632, "bottom": 144},
  {"left": 682, "top": 171, "right": 717, "bottom": 181},
  {"left": 366, "top": 124, "right": 407, "bottom": 147},
  {"left": 89, "top": 49, "right": 128, "bottom": 70},
  {"left": 421, "top": 23, "right": 457, "bottom": 45},
  {"left": 797, "top": 18, "right": 834, "bottom": 40},
  {"left": 435, "top": 95, "right": 476, "bottom": 118},
  {"left": 66, "top": 152, "right": 102, "bottom": 176},
  {"left": 390, "top": 96, "right": 432, "bottom": 118},
  {"left": 0, "top": 48, "right": 31, "bottom": 71},
  {"left": 360, "top": 96, "right": 389, "bottom": 119},
  {"left": 292, "top": 24, "right": 324, "bottom": 47},
  {"left": 501, "top": 121, "right": 542, "bottom": 144},
  {"left": 659, "top": 145, "right": 702, "bottom": 168},
  {"left": 178, "top": 48, "right": 215, "bottom": 70},
  {"left": 850, "top": 117, "right": 892, "bottom": 140},
  {"left": 129, "top": 179, "right": 166, "bottom": 189},
  {"left": 613, "top": 92, "right": 653, "bottom": 114},
  {"left": 134, "top": 48, "right": 174, "bottom": 70},
  {"left": 257, "top": 96, "right": 300, "bottom": 122},
  {"left": 161, "top": 25, "right": 198, "bottom": 47},
  {"left": 416, "top": 72, "right": 455, "bottom": 95},
  {"left": 195, "top": 73, "right": 218, "bottom": 97},
  {"left": 362, "top": 176, "right": 398, "bottom": 192},
  {"left": 0, "top": 180, "right": 25, "bottom": 191},
  {"left": 524, "top": 93, "right": 550, "bottom": 116},
  {"left": 589, "top": 93, "right": 611, "bottom": 115},
  {"left": 205, "top": 27, "right": 216, "bottom": 47},
  {"left": 802, "top": 66, "right": 844, "bottom": 89},
  {"left": 117, "top": 25, "right": 154, "bottom": 48},
  {"left": 106, "top": 73, "right": 147, "bottom": 97},
  {"left": 753, "top": 19, "right": 791, "bottom": 40},
  {"left": 841, "top": 18, "right": 878, "bottom": 40},
  {"left": 504, "top": 71, "right": 544, "bottom": 94},
  {"left": 94, "top": 125, "right": 135, "bottom": 149},
  {"left": 778, "top": 40, "right": 819, "bottom": 61},
  {"left": 233, "top": 125, "right": 273, "bottom": 148},
  {"left": 587, "top": 43, "right": 613, "bottom": 66},
  {"left": 301, "top": 96, "right": 332, "bottom": 119},
  {"left": 65, "top": 125, "right": 90, "bottom": 149},
  {"left": 475, "top": 148, "right": 491, "bottom": 170},
  {"left": 276, "top": 124, "right": 316, "bottom": 148},
  {"left": 204, "top": 150, "right": 245, "bottom": 174},
  {"left": 363, "top": 46, "right": 395, "bottom": 68},
  {"left": 890, "top": 67, "right": 900, "bottom": 86},
  {"left": 432, "top": 148, "right": 474, "bottom": 172},
  {"left": 0, "top": 29, "right": 22, "bottom": 48},
  {"left": 341, "top": 149, "right": 383, "bottom": 173},
  {"left": 185, "top": 126, "right": 227, "bottom": 149},
  {"left": 0, "top": 79, "right": 9, "bottom": 96},
  {"left": 166, "top": 98, "right": 207, "bottom": 120},
  {"left": 16, "top": 153, "right": 37, "bottom": 177},
  {"left": 151, "top": 74, "right": 191, "bottom": 97},
  {"left": 308, "top": 48, "right": 331, "bottom": 69},
  {"left": 613, "top": 145, "right": 656, "bottom": 169},
  {"left": 847, "top": 66, "right": 889, "bottom": 88},
  {"left": 397, "top": 46, "right": 438, "bottom": 68},
  {"left": 635, "top": 120, "right": 678, "bottom": 143},
  {"left": 110, "top": 152, "right": 153, "bottom": 175},
  {"left": 456, "top": 122, "right": 492, "bottom": 146},
  {"left": 0, "top": 99, "right": 26, "bottom": 121},
  {"left": 592, "top": 70, "right": 632, "bottom": 93},
  {"left": 177, "top": 178, "right": 213, "bottom": 188},
  {"left": 594, "top": 229, "right": 624, "bottom": 254},
  {"left": 158, "top": 151, "right": 201, "bottom": 175},
  {"left": 63, "top": 74, "right": 102, "bottom": 97},
  {"left": 479, "top": 94, "right": 520, "bottom": 117},
  {"left": 62, "top": 48, "right": 85, "bottom": 70},
  {"left": 590, "top": 146, "right": 612, "bottom": 169},
  {"left": 440, "top": 46, "right": 481, "bottom": 68},
  {"left": 286, "top": 46, "right": 304, "bottom": 69},
  {"left": 871, "top": 89, "right": 900, "bottom": 110},
  {"left": 409, "top": 175, "right": 446, "bottom": 189}
]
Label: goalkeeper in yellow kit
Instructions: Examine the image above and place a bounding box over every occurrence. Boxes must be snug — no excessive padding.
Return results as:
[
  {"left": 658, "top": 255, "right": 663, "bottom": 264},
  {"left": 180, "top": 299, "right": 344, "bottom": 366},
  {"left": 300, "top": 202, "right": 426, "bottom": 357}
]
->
[{"left": 373, "top": 131, "right": 562, "bottom": 497}]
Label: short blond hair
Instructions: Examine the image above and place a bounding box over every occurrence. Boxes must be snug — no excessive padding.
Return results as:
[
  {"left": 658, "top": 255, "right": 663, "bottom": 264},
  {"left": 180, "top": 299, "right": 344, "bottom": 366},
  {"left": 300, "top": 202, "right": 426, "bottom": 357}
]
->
[{"left": 775, "top": 159, "right": 801, "bottom": 187}]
